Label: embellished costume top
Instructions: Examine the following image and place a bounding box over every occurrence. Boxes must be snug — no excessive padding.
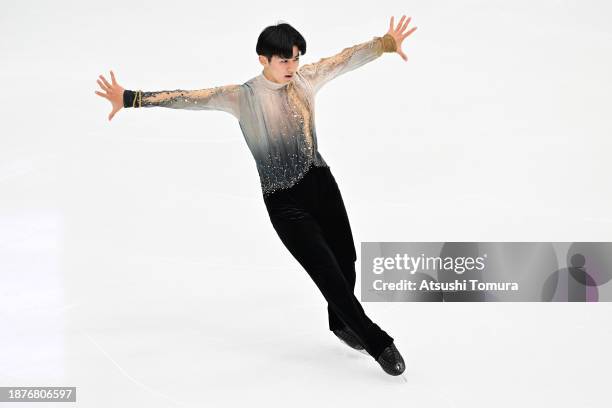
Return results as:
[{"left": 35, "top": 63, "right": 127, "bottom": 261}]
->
[{"left": 123, "top": 34, "right": 397, "bottom": 196}]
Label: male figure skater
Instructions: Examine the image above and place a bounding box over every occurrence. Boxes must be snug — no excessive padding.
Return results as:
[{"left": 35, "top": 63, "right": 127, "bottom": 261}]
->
[{"left": 95, "top": 16, "right": 417, "bottom": 376}]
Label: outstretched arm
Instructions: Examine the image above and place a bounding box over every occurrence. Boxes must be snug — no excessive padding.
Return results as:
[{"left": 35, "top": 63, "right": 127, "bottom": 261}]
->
[
  {"left": 298, "top": 15, "right": 417, "bottom": 94},
  {"left": 95, "top": 70, "right": 241, "bottom": 121},
  {"left": 123, "top": 86, "right": 241, "bottom": 118}
]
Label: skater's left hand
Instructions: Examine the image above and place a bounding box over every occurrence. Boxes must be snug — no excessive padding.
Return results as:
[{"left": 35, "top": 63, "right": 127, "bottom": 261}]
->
[{"left": 386, "top": 15, "right": 417, "bottom": 62}]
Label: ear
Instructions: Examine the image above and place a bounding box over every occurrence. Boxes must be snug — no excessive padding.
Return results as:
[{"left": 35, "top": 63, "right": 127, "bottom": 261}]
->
[{"left": 258, "top": 55, "right": 269, "bottom": 67}]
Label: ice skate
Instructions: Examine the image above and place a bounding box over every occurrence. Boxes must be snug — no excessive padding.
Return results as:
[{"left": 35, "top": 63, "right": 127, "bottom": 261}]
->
[
  {"left": 376, "top": 343, "right": 406, "bottom": 376},
  {"left": 332, "top": 326, "right": 367, "bottom": 353}
]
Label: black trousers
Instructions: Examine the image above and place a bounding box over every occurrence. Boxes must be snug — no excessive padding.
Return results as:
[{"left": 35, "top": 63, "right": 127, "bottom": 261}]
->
[{"left": 263, "top": 165, "right": 394, "bottom": 360}]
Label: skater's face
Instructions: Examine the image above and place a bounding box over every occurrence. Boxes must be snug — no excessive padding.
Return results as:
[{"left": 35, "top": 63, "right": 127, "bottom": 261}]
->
[{"left": 259, "top": 45, "right": 300, "bottom": 84}]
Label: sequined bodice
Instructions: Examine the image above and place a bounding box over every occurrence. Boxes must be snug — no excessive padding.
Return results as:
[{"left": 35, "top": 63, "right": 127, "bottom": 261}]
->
[{"left": 130, "top": 34, "right": 396, "bottom": 196}]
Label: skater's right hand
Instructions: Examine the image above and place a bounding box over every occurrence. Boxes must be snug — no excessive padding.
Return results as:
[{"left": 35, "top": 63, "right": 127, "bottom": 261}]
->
[{"left": 95, "top": 70, "right": 124, "bottom": 121}]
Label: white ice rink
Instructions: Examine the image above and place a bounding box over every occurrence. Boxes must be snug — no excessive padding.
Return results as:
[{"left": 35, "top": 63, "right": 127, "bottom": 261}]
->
[{"left": 2, "top": 0, "right": 612, "bottom": 407}]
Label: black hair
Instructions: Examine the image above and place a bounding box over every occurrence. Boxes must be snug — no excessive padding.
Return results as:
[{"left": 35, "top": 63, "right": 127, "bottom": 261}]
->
[{"left": 256, "top": 22, "right": 307, "bottom": 62}]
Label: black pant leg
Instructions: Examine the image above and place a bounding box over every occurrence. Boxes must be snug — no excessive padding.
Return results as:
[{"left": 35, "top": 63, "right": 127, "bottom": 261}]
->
[
  {"left": 312, "top": 168, "right": 359, "bottom": 330},
  {"left": 263, "top": 167, "right": 394, "bottom": 360}
]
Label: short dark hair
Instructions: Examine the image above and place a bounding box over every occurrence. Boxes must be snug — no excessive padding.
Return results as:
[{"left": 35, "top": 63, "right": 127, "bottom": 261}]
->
[{"left": 256, "top": 22, "right": 307, "bottom": 62}]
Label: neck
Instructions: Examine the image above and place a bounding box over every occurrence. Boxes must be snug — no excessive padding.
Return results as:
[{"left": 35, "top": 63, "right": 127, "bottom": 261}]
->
[{"left": 262, "top": 68, "right": 281, "bottom": 84}]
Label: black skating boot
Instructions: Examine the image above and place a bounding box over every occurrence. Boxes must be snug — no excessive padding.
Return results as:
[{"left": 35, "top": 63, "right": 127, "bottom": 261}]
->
[
  {"left": 376, "top": 343, "right": 406, "bottom": 376},
  {"left": 332, "top": 326, "right": 365, "bottom": 351}
]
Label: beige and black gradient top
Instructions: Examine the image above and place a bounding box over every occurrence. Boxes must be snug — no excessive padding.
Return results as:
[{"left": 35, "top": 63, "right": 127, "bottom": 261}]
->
[{"left": 126, "top": 34, "right": 397, "bottom": 196}]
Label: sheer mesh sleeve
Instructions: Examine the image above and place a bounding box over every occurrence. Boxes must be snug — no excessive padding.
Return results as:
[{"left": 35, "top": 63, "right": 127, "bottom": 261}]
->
[
  {"left": 298, "top": 34, "right": 396, "bottom": 94},
  {"left": 123, "top": 84, "right": 241, "bottom": 120}
]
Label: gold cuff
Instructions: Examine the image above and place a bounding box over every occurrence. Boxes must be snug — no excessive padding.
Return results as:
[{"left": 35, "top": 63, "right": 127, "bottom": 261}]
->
[
  {"left": 381, "top": 33, "right": 397, "bottom": 53},
  {"left": 132, "top": 90, "right": 142, "bottom": 108}
]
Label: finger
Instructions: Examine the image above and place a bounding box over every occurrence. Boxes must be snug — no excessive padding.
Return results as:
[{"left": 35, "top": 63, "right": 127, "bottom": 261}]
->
[
  {"left": 97, "top": 79, "right": 110, "bottom": 92},
  {"left": 400, "top": 51, "right": 408, "bottom": 62},
  {"left": 389, "top": 16, "right": 394, "bottom": 32},
  {"left": 95, "top": 90, "right": 109, "bottom": 100},
  {"left": 403, "top": 26, "right": 418, "bottom": 37},
  {"left": 97, "top": 79, "right": 109, "bottom": 92},
  {"left": 110, "top": 70, "right": 117, "bottom": 85},
  {"left": 401, "top": 16, "right": 412, "bottom": 33},
  {"left": 395, "top": 15, "right": 406, "bottom": 32},
  {"left": 99, "top": 74, "right": 111, "bottom": 88},
  {"left": 109, "top": 110, "right": 115, "bottom": 121}
]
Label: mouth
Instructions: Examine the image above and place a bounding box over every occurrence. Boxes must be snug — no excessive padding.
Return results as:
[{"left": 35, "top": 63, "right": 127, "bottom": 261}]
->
[{"left": 284, "top": 74, "right": 293, "bottom": 79}]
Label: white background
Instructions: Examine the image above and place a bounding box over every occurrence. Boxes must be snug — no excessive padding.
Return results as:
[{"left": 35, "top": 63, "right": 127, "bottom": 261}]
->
[{"left": 1, "top": 0, "right": 611, "bottom": 406}]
